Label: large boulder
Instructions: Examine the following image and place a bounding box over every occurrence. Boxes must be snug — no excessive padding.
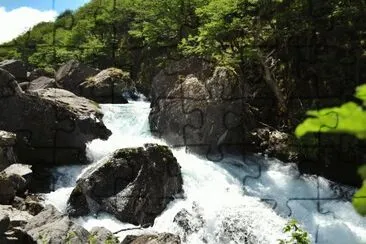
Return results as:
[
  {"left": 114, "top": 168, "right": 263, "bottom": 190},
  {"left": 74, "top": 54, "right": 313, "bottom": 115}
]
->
[
  {"left": 3, "top": 164, "right": 32, "bottom": 194},
  {"left": 121, "top": 233, "right": 181, "bottom": 244},
  {"left": 67, "top": 144, "right": 183, "bottom": 226},
  {"left": 149, "top": 66, "right": 256, "bottom": 158},
  {"left": 0, "top": 173, "right": 16, "bottom": 204},
  {"left": 79, "top": 68, "right": 135, "bottom": 103},
  {"left": 23, "top": 205, "right": 90, "bottom": 244},
  {"left": 55, "top": 60, "right": 99, "bottom": 95},
  {"left": 0, "top": 68, "right": 111, "bottom": 166},
  {"left": 0, "top": 212, "right": 10, "bottom": 235},
  {"left": 0, "top": 60, "right": 27, "bottom": 82},
  {"left": 0, "top": 164, "right": 32, "bottom": 204},
  {"left": 0, "top": 67, "right": 23, "bottom": 97},
  {"left": 27, "top": 76, "right": 56, "bottom": 91}
]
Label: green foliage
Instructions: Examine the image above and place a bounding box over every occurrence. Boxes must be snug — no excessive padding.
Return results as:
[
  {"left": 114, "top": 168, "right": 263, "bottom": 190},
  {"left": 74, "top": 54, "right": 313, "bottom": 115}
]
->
[
  {"left": 37, "top": 234, "right": 49, "bottom": 244},
  {"left": 278, "top": 219, "right": 311, "bottom": 244},
  {"left": 295, "top": 84, "right": 366, "bottom": 216},
  {"left": 65, "top": 231, "right": 77, "bottom": 244},
  {"left": 88, "top": 232, "right": 119, "bottom": 244},
  {"left": 353, "top": 165, "right": 366, "bottom": 216},
  {"left": 1, "top": 0, "right": 365, "bottom": 84},
  {"left": 1, "top": 0, "right": 366, "bottom": 111},
  {"left": 295, "top": 102, "right": 366, "bottom": 140},
  {"left": 88, "top": 233, "right": 97, "bottom": 244},
  {"left": 104, "top": 234, "right": 119, "bottom": 244},
  {"left": 295, "top": 84, "right": 366, "bottom": 139}
]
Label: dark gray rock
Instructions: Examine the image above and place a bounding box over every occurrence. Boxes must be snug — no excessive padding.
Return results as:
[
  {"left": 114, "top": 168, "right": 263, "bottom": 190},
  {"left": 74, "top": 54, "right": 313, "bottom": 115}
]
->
[
  {"left": 250, "top": 128, "right": 299, "bottom": 162},
  {"left": 3, "top": 226, "right": 35, "bottom": 243},
  {"left": 0, "top": 68, "right": 111, "bottom": 166},
  {"left": 0, "top": 67, "right": 24, "bottom": 97},
  {"left": 0, "top": 131, "right": 16, "bottom": 147},
  {"left": 55, "top": 60, "right": 99, "bottom": 95},
  {"left": 0, "top": 212, "right": 10, "bottom": 235},
  {"left": 6, "top": 174, "right": 27, "bottom": 196},
  {"left": 0, "top": 60, "right": 27, "bottom": 82},
  {"left": 79, "top": 68, "right": 135, "bottom": 103},
  {"left": 0, "top": 131, "right": 17, "bottom": 172},
  {"left": 0, "top": 164, "right": 31, "bottom": 200},
  {"left": 151, "top": 57, "right": 213, "bottom": 102},
  {"left": 8, "top": 195, "right": 44, "bottom": 217},
  {"left": 0, "top": 172, "right": 16, "bottom": 204},
  {"left": 27, "top": 76, "right": 56, "bottom": 91},
  {"left": 28, "top": 68, "right": 55, "bottom": 81},
  {"left": 18, "top": 82, "right": 30, "bottom": 91},
  {"left": 150, "top": 59, "right": 212, "bottom": 105},
  {"left": 24, "top": 205, "right": 90, "bottom": 244},
  {"left": 0, "top": 165, "right": 32, "bottom": 203},
  {"left": 23, "top": 196, "right": 44, "bottom": 216},
  {"left": 121, "top": 233, "right": 181, "bottom": 244},
  {"left": 67, "top": 144, "right": 183, "bottom": 226},
  {"left": 149, "top": 66, "right": 255, "bottom": 157}
]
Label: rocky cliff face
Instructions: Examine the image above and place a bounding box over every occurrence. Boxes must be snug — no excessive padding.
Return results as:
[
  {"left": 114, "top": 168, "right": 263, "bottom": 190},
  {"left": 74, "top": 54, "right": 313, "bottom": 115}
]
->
[
  {"left": 148, "top": 58, "right": 365, "bottom": 186},
  {"left": 0, "top": 67, "right": 111, "bottom": 166},
  {"left": 150, "top": 66, "right": 258, "bottom": 159}
]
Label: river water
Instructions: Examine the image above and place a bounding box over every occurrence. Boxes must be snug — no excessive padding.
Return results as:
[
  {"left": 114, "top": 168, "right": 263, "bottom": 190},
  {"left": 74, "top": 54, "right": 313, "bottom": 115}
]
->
[{"left": 45, "top": 101, "right": 366, "bottom": 243}]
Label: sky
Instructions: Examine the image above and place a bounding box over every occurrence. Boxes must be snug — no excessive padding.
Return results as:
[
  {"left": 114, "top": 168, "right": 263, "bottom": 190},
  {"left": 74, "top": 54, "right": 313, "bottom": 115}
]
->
[{"left": 0, "top": 0, "right": 90, "bottom": 44}]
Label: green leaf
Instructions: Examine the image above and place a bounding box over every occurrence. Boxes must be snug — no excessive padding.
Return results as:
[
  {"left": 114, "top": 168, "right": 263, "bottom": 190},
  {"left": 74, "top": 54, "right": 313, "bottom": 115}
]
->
[
  {"left": 355, "top": 84, "right": 366, "bottom": 105},
  {"left": 352, "top": 180, "right": 366, "bottom": 216},
  {"left": 295, "top": 102, "right": 366, "bottom": 139}
]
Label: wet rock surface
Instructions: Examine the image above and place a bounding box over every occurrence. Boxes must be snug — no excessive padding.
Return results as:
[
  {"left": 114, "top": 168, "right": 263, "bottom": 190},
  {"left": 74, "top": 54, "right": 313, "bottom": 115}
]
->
[{"left": 67, "top": 144, "right": 183, "bottom": 226}]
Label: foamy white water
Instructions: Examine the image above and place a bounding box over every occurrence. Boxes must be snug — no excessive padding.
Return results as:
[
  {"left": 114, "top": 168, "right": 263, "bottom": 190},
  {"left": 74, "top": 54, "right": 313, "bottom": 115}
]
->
[{"left": 45, "top": 101, "right": 366, "bottom": 244}]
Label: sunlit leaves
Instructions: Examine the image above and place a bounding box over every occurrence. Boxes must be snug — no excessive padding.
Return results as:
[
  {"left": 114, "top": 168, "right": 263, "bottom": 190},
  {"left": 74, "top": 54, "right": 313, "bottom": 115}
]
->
[
  {"left": 295, "top": 84, "right": 366, "bottom": 216},
  {"left": 295, "top": 84, "right": 366, "bottom": 140},
  {"left": 295, "top": 101, "right": 366, "bottom": 140},
  {"left": 356, "top": 84, "right": 366, "bottom": 105},
  {"left": 278, "top": 219, "right": 310, "bottom": 244}
]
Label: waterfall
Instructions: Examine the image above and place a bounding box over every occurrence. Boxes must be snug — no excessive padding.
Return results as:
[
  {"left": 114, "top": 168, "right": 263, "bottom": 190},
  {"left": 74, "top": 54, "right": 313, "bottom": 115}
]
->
[{"left": 45, "top": 101, "right": 366, "bottom": 244}]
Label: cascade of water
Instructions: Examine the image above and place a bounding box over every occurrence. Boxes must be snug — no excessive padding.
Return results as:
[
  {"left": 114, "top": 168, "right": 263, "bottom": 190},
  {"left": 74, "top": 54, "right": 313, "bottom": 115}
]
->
[{"left": 45, "top": 101, "right": 366, "bottom": 244}]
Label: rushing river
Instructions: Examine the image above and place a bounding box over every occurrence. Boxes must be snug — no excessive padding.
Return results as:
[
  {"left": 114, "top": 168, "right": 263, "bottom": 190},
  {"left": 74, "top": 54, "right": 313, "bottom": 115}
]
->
[{"left": 45, "top": 101, "right": 366, "bottom": 243}]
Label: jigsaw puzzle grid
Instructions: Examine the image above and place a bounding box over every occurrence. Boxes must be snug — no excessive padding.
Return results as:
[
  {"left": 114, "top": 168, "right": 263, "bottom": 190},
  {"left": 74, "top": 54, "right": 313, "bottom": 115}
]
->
[{"left": 0, "top": 0, "right": 365, "bottom": 242}]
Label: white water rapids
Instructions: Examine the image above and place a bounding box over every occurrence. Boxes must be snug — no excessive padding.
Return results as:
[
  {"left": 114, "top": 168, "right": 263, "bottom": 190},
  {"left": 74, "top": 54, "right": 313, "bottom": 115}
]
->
[{"left": 45, "top": 101, "right": 366, "bottom": 243}]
